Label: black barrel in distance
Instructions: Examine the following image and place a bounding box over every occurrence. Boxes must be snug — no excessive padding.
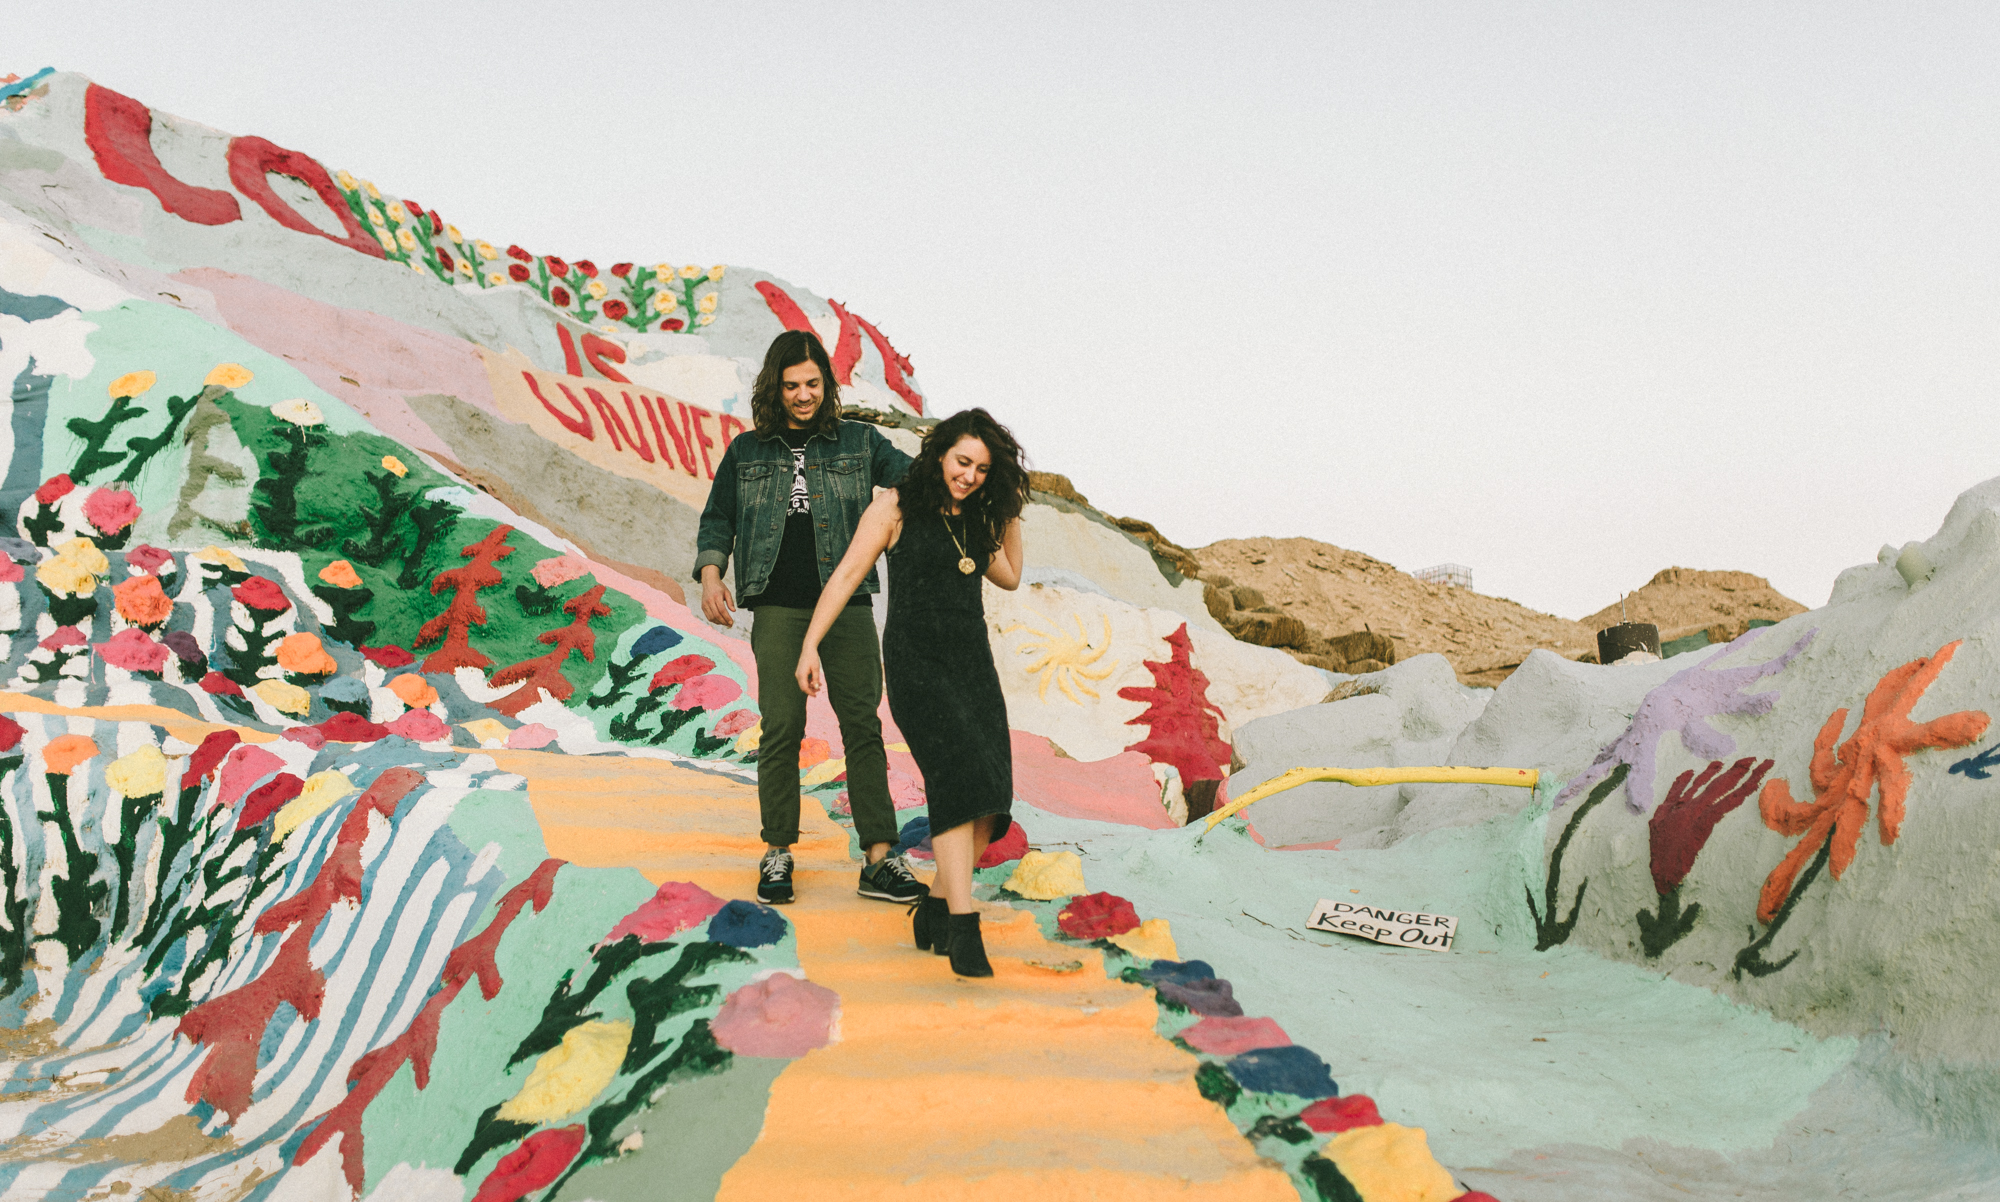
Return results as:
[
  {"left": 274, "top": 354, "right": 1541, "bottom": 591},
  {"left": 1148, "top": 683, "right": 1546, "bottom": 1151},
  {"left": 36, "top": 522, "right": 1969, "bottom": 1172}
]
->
[{"left": 1597, "top": 622, "right": 1661, "bottom": 665}]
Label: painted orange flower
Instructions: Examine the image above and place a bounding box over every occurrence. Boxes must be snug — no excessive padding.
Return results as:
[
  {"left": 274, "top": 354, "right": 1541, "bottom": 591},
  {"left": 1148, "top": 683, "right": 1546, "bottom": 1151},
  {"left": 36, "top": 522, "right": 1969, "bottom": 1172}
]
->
[
  {"left": 317, "top": 560, "right": 363, "bottom": 589},
  {"left": 111, "top": 574, "right": 173, "bottom": 628},
  {"left": 276, "top": 632, "right": 337, "bottom": 676},
  {"left": 43, "top": 734, "right": 98, "bottom": 775},
  {"left": 1756, "top": 640, "right": 1989, "bottom": 923}
]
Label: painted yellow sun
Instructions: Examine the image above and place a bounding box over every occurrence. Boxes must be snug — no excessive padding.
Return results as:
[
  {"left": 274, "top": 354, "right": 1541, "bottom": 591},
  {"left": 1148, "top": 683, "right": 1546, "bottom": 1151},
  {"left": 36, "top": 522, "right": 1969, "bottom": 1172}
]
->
[{"left": 1005, "top": 612, "right": 1118, "bottom": 704}]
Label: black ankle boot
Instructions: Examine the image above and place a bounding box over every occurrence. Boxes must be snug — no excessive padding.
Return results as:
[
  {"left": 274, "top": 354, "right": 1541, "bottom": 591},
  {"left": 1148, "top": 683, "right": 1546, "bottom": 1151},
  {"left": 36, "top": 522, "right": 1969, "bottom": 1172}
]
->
[
  {"left": 912, "top": 895, "right": 949, "bottom": 952},
  {"left": 946, "top": 912, "right": 993, "bottom": 978}
]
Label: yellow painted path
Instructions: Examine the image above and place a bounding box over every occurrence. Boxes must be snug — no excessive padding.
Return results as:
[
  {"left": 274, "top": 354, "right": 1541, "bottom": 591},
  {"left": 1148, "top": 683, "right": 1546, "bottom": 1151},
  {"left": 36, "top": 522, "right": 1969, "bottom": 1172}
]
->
[{"left": 493, "top": 750, "right": 1298, "bottom": 1202}]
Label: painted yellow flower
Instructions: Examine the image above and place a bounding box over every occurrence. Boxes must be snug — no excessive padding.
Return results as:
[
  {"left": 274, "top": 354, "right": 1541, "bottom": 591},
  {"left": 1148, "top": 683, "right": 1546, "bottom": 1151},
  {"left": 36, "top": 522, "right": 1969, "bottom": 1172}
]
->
[
  {"left": 476, "top": 240, "right": 498, "bottom": 261},
  {"left": 679, "top": 264, "right": 703, "bottom": 279},
  {"left": 105, "top": 745, "right": 168, "bottom": 798},
  {"left": 272, "top": 398, "right": 325, "bottom": 427},
  {"left": 381, "top": 455, "right": 408, "bottom": 477},
  {"left": 652, "top": 292, "right": 678, "bottom": 313},
  {"left": 487, "top": 271, "right": 508, "bottom": 286},
  {"left": 364, "top": 180, "right": 381, "bottom": 200},
  {"left": 204, "top": 363, "right": 254, "bottom": 389},
  {"left": 368, "top": 207, "right": 387, "bottom": 228},
  {"left": 386, "top": 201, "right": 408, "bottom": 224},
  {"left": 336, "top": 169, "right": 357, "bottom": 192},
  {"left": 407, "top": 259, "right": 426, "bottom": 274},
  {"left": 108, "top": 371, "right": 155, "bottom": 399},
  {"left": 38, "top": 537, "right": 110, "bottom": 598},
  {"left": 697, "top": 313, "right": 714, "bottom": 327},
  {"left": 396, "top": 228, "right": 419, "bottom": 252},
  {"left": 251, "top": 678, "right": 312, "bottom": 717},
  {"left": 446, "top": 224, "right": 463, "bottom": 243},
  {"left": 272, "top": 768, "right": 356, "bottom": 840},
  {"left": 696, "top": 292, "right": 718, "bottom": 314},
  {"left": 653, "top": 262, "right": 674, "bottom": 278},
  {"left": 497, "top": 1020, "right": 632, "bottom": 1122},
  {"left": 707, "top": 265, "right": 726, "bottom": 282},
  {"left": 376, "top": 231, "right": 397, "bottom": 254},
  {"left": 456, "top": 259, "right": 473, "bottom": 277},
  {"left": 586, "top": 280, "right": 606, "bottom": 300},
  {"left": 192, "top": 546, "right": 245, "bottom": 572},
  {"left": 1005, "top": 613, "right": 1119, "bottom": 704}
]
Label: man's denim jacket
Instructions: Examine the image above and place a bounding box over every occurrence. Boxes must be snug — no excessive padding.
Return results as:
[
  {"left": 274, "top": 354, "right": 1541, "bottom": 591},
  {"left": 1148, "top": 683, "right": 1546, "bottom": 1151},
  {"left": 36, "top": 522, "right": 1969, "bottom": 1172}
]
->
[{"left": 695, "top": 420, "right": 913, "bottom": 601}]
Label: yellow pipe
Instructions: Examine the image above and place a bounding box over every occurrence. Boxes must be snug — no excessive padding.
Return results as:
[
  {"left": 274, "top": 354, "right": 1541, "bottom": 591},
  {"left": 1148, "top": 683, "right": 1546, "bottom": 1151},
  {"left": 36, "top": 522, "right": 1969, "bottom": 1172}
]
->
[{"left": 1202, "top": 765, "right": 1540, "bottom": 832}]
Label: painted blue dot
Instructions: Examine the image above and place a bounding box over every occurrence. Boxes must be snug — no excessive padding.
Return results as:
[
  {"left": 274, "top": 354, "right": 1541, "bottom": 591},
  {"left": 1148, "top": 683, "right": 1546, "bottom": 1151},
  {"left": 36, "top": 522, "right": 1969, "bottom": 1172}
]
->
[
  {"left": 707, "top": 899, "right": 787, "bottom": 948},
  {"left": 1226, "top": 1045, "right": 1338, "bottom": 1099},
  {"left": 1139, "top": 959, "right": 1215, "bottom": 987},
  {"left": 631, "top": 626, "right": 682, "bottom": 658}
]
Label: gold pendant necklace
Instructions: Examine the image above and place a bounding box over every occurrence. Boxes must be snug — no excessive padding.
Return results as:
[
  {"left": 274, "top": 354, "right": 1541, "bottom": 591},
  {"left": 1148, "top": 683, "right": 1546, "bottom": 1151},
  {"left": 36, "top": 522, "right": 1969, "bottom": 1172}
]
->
[{"left": 946, "top": 513, "right": 977, "bottom": 575}]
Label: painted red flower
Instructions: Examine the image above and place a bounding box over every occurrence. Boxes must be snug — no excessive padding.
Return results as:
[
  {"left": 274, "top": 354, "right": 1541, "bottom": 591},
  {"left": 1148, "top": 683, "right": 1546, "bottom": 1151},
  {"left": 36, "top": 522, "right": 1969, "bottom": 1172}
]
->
[
  {"left": 406, "top": 200, "right": 425, "bottom": 217},
  {"left": 551, "top": 285, "right": 572, "bottom": 308},
  {"left": 83, "top": 487, "right": 140, "bottom": 535},
  {"left": 360, "top": 645, "right": 415, "bottom": 668},
  {"left": 509, "top": 263, "right": 531, "bottom": 283},
  {"left": 543, "top": 255, "right": 570, "bottom": 278},
  {"left": 1056, "top": 892, "right": 1141, "bottom": 940},
  {"left": 0, "top": 715, "right": 24, "bottom": 753},
  {"left": 429, "top": 211, "right": 442, "bottom": 236},
  {"left": 231, "top": 575, "right": 291, "bottom": 613},
  {"left": 610, "top": 262, "right": 633, "bottom": 278},
  {"left": 660, "top": 318, "right": 685, "bottom": 332},
  {"left": 126, "top": 545, "right": 172, "bottom": 573},
  {"left": 437, "top": 248, "right": 455, "bottom": 272},
  {"left": 34, "top": 473, "right": 73, "bottom": 506},
  {"left": 574, "top": 260, "right": 598, "bottom": 278},
  {"left": 1650, "top": 758, "right": 1772, "bottom": 896},
  {"left": 601, "top": 299, "right": 630, "bottom": 320},
  {"left": 186, "top": 729, "right": 240, "bottom": 781},
  {"left": 199, "top": 671, "right": 243, "bottom": 696},
  {"left": 506, "top": 244, "right": 532, "bottom": 262},
  {"left": 649, "top": 654, "right": 716, "bottom": 692}
]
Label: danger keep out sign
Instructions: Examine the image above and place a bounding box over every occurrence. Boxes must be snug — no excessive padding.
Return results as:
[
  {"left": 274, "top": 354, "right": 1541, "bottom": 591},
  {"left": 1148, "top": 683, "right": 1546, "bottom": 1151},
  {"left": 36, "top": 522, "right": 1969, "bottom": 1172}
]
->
[{"left": 1307, "top": 899, "right": 1457, "bottom": 952}]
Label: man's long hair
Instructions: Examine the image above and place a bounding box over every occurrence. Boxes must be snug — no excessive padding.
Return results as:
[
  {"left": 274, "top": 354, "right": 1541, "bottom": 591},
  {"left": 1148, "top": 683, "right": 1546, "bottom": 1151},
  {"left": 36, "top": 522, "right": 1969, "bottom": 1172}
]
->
[
  {"left": 896, "top": 408, "right": 1028, "bottom": 558},
  {"left": 750, "top": 329, "right": 841, "bottom": 438}
]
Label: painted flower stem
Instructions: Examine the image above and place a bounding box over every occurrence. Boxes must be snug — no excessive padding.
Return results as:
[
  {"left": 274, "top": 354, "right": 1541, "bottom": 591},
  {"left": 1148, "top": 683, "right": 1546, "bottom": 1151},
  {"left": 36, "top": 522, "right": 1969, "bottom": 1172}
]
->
[
  {"left": 1733, "top": 839, "right": 1832, "bottom": 980},
  {"left": 1528, "top": 763, "right": 1627, "bottom": 951},
  {"left": 106, "top": 788, "right": 162, "bottom": 940},
  {"left": 37, "top": 772, "right": 106, "bottom": 966},
  {"left": 0, "top": 755, "right": 29, "bottom": 993}
]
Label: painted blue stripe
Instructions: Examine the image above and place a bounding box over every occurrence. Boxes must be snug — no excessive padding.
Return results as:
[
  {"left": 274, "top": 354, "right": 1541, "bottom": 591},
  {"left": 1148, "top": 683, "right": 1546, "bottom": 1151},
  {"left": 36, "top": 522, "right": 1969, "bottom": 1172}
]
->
[{"left": 0, "top": 69, "right": 52, "bottom": 102}]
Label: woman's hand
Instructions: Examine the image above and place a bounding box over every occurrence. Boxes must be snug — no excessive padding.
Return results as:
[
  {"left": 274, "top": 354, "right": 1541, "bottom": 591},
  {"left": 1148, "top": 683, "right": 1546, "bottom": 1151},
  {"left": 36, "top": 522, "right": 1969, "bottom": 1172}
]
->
[
  {"left": 700, "top": 567, "right": 735, "bottom": 628},
  {"left": 796, "top": 646, "right": 824, "bottom": 696}
]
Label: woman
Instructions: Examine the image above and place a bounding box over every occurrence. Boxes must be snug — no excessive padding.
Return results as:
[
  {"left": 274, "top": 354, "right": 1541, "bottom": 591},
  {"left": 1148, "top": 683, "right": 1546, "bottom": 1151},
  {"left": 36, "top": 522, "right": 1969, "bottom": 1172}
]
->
[
  {"left": 695, "top": 330, "right": 920, "bottom": 907},
  {"left": 796, "top": 408, "right": 1026, "bottom": 977}
]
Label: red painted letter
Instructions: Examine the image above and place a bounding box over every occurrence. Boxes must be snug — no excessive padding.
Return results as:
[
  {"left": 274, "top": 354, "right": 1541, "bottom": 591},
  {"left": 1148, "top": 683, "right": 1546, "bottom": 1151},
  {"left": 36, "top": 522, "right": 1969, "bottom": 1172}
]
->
[
  {"left": 755, "top": 280, "right": 815, "bottom": 333},
  {"left": 645, "top": 395, "right": 697, "bottom": 477},
  {"left": 83, "top": 84, "right": 240, "bottom": 225},
  {"left": 581, "top": 334, "right": 631, "bottom": 383},
  {"left": 225, "top": 136, "right": 385, "bottom": 258},
  {"left": 685, "top": 405, "right": 718, "bottom": 479},
  {"left": 826, "top": 299, "right": 865, "bottom": 385},
  {"left": 522, "top": 373, "right": 593, "bottom": 439}
]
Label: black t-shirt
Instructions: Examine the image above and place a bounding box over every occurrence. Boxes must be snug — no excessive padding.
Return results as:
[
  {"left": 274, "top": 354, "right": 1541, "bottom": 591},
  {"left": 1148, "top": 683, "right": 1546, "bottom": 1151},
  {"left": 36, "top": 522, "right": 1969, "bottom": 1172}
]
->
[{"left": 743, "top": 428, "right": 869, "bottom": 610}]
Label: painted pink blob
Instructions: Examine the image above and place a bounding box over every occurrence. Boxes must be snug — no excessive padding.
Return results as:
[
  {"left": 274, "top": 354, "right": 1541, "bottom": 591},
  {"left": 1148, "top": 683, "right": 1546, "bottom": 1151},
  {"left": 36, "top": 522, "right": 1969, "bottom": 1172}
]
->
[
  {"left": 0, "top": 560, "right": 21, "bottom": 584},
  {"left": 710, "top": 973, "right": 839, "bottom": 1058},
  {"left": 711, "top": 708, "right": 757, "bottom": 737},
  {"left": 528, "top": 554, "right": 591, "bottom": 589},
  {"left": 217, "top": 745, "right": 286, "bottom": 808},
  {"left": 673, "top": 674, "right": 742, "bottom": 712},
  {"left": 95, "top": 628, "right": 168, "bottom": 672},
  {"left": 506, "top": 723, "right": 558, "bottom": 749},
  {"left": 1179, "top": 1015, "right": 1291, "bottom": 1056},
  {"left": 601, "top": 881, "right": 726, "bottom": 945},
  {"left": 387, "top": 709, "right": 449, "bottom": 742}
]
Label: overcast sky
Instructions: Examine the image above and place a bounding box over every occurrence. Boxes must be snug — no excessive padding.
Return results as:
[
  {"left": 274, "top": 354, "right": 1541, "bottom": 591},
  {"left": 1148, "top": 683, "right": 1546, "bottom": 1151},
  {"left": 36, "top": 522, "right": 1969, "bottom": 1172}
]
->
[{"left": 13, "top": 3, "right": 2000, "bottom": 618}]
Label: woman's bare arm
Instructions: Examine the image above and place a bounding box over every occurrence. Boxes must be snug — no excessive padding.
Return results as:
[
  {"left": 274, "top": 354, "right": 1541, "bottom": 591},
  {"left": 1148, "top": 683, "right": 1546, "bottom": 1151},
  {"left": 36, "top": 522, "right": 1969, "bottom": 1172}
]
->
[
  {"left": 985, "top": 516, "right": 1024, "bottom": 591},
  {"left": 796, "top": 491, "right": 903, "bottom": 695}
]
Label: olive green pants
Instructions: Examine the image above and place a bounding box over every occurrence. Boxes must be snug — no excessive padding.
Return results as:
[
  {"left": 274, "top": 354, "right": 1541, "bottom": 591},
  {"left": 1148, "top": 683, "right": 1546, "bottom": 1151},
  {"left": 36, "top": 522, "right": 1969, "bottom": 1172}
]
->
[{"left": 749, "top": 605, "right": 898, "bottom": 850}]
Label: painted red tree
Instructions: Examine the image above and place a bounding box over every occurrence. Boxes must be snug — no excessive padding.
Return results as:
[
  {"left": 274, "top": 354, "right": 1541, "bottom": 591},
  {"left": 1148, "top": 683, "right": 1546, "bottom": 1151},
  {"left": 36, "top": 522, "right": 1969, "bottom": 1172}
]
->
[
  {"left": 1118, "top": 623, "right": 1231, "bottom": 819},
  {"left": 488, "top": 583, "right": 612, "bottom": 716},
  {"left": 415, "top": 525, "right": 514, "bottom": 673}
]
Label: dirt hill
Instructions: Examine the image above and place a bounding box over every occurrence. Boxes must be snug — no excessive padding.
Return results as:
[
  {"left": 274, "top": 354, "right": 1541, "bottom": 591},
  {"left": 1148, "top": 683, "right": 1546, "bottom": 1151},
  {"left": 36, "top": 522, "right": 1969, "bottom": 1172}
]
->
[
  {"left": 1193, "top": 537, "right": 1597, "bottom": 687},
  {"left": 1579, "top": 567, "right": 1807, "bottom": 645}
]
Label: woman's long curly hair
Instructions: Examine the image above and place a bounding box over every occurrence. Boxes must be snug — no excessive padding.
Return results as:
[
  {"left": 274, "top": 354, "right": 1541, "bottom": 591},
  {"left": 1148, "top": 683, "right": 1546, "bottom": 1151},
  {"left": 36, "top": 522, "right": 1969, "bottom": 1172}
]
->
[
  {"left": 750, "top": 329, "right": 841, "bottom": 438},
  {"left": 897, "top": 408, "right": 1028, "bottom": 558}
]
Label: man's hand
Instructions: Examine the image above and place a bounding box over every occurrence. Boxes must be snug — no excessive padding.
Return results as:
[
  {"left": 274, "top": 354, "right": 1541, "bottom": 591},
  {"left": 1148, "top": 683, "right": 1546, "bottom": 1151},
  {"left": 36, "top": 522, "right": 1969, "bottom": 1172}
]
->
[
  {"left": 700, "top": 567, "right": 735, "bottom": 628},
  {"left": 796, "top": 647, "right": 823, "bottom": 696}
]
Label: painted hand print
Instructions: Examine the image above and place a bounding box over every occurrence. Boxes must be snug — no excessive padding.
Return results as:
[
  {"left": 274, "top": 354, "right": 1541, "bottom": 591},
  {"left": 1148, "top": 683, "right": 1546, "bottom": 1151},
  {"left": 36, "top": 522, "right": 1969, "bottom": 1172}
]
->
[
  {"left": 1636, "top": 757, "right": 1772, "bottom": 958},
  {"left": 1556, "top": 626, "right": 1815, "bottom": 814}
]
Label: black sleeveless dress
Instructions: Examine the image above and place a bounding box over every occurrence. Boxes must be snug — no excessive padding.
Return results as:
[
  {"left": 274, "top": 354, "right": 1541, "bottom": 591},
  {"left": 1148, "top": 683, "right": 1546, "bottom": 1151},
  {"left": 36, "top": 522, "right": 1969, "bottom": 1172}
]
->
[{"left": 884, "top": 506, "right": 1013, "bottom": 840}]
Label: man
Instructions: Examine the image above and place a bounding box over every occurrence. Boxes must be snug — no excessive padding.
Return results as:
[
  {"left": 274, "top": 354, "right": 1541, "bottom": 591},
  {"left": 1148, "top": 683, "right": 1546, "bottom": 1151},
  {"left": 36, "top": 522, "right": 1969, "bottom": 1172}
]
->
[{"left": 695, "top": 329, "right": 922, "bottom": 906}]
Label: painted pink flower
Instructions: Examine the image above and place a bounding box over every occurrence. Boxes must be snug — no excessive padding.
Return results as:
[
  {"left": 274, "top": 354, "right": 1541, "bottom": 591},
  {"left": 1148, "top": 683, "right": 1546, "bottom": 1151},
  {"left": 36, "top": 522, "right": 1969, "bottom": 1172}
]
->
[
  {"left": 601, "top": 881, "right": 726, "bottom": 945},
  {"left": 387, "top": 709, "right": 448, "bottom": 742},
  {"left": 230, "top": 576, "right": 290, "bottom": 613},
  {"left": 649, "top": 654, "right": 715, "bottom": 692},
  {"left": 0, "top": 560, "right": 20, "bottom": 584},
  {"left": 529, "top": 555, "right": 590, "bottom": 589},
  {"left": 96, "top": 627, "right": 169, "bottom": 673},
  {"left": 83, "top": 487, "right": 140, "bottom": 535},
  {"left": 39, "top": 626, "right": 85, "bottom": 651},
  {"left": 34, "top": 474, "right": 73, "bottom": 506},
  {"left": 126, "top": 545, "right": 172, "bottom": 573},
  {"left": 712, "top": 709, "right": 757, "bottom": 736},
  {"left": 672, "top": 674, "right": 742, "bottom": 712}
]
